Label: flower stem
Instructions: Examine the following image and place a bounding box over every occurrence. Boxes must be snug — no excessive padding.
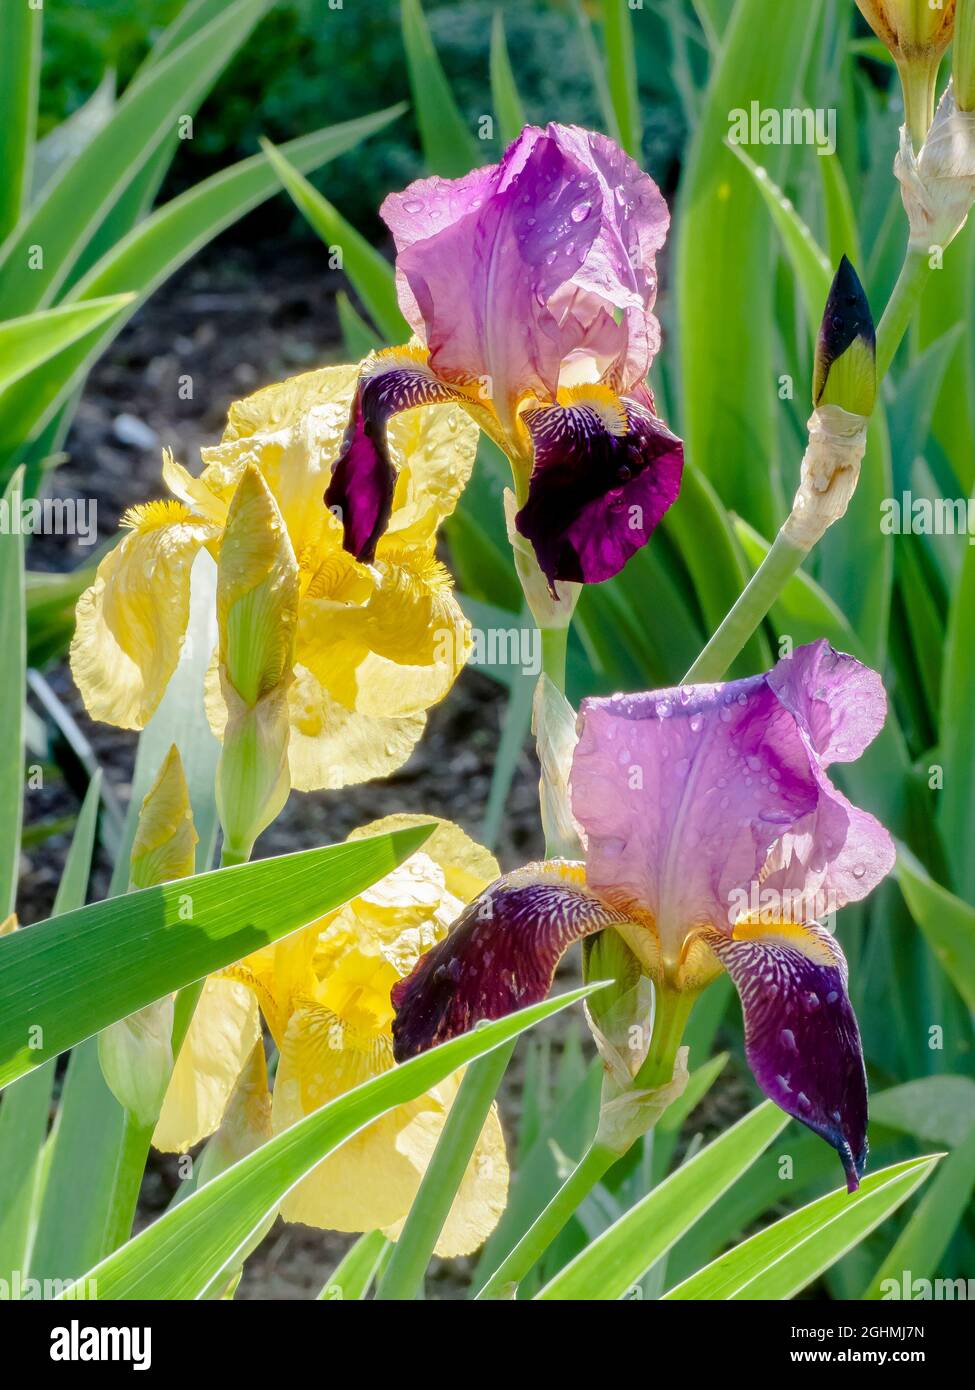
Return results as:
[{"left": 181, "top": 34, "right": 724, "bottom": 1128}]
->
[
  {"left": 475, "top": 1139, "right": 620, "bottom": 1299},
  {"left": 897, "top": 59, "right": 937, "bottom": 155},
  {"left": 681, "top": 529, "right": 806, "bottom": 684},
  {"left": 102, "top": 1111, "right": 155, "bottom": 1253},
  {"left": 540, "top": 624, "right": 568, "bottom": 692},
  {"left": 376, "top": 1039, "right": 516, "bottom": 1301},
  {"left": 634, "top": 984, "right": 695, "bottom": 1089},
  {"left": 876, "top": 245, "right": 932, "bottom": 380}
]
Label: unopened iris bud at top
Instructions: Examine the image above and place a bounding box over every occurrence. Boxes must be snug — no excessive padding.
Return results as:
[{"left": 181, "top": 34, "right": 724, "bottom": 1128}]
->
[
  {"left": 856, "top": 0, "right": 956, "bottom": 145},
  {"left": 783, "top": 258, "right": 876, "bottom": 552},
  {"left": 813, "top": 255, "right": 877, "bottom": 417},
  {"left": 214, "top": 465, "right": 299, "bottom": 864},
  {"left": 954, "top": 0, "right": 975, "bottom": 109}
]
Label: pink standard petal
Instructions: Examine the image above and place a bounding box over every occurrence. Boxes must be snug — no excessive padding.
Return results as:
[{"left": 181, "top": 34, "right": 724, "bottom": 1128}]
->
[{"left": 381, "top": 123, "right": 670, "bottom": 414}]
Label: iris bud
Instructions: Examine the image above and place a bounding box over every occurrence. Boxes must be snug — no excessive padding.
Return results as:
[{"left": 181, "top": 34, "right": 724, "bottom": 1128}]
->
[{"left": 214, "top": 466, "right": 299, "bottom": 864}]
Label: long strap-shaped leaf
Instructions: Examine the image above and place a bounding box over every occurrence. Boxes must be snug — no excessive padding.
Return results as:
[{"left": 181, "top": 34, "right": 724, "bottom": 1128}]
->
[
  {"left": 0, "top": 774, "right": 101, "bottom": 1284},
  {"left": 0, "top": 826, "right": 432, "bottom": 1090},
  {"left": 0, "top": 0, "right": 41, "bottom": 240},
  {"left": 664, "top": 1154, "right": 942, "bottom": 1300},
  {"left": 0, "top": 108, "right": 404, "bottom": 462},
  {"left": 63, "top": 986, "right": 597, "bottom": 1300},
  {"left": 535, "top": 1101, "right": 790, "bottom": 1300},
  {"left": 0, "top": 469, "right": 25, "bottom": 918},
  {"left": 0, "top": 297, "right": 133, "bottom": 395},
  {"left": 0, "top": 0, "right": 272, "bottom": 315}
]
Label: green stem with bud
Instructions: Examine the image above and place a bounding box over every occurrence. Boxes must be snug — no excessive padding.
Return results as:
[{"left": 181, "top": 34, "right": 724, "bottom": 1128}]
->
[{"left": 684, "top": 240, "right": 933, "bottom": 687}]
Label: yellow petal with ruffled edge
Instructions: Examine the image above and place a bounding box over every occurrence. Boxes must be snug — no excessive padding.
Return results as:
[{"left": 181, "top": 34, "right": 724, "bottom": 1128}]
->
[
  {"left": 272, "top": 1002, "right": 507, "bottom": 1253},
  {"left": 152, "top": 976, "right": 260, "bottom": 1152},
  {"left": 380, "top": 392, "right": 478, "bottom": 553},
  {"left": 70, "top": 500, "right": 217, "bottom": 730},
  {"left": 381, "top": 1075, "right": 509, "bottom": 1257},
  {"left": 349, "top": 812, "right": 500, "bottom": 906},
  {"left": 298, "top": 554, "right": 470, "bottom": 722}
]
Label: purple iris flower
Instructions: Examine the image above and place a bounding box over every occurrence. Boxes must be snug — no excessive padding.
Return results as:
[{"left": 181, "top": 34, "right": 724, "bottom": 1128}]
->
[
  {"left": 325, "top": 124, "right": 684, "bottom": 589},
  {"left": 391, "top": 642, "right": 895, "bottom": 1191}
]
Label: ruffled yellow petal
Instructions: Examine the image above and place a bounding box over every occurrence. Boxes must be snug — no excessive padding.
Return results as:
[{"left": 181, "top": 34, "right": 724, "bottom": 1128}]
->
[
  {"left": 380, "top": 396, "right": 478, "bottom": 553},
  {"left": 286, "top": 663, "right": 427, "bottom": 791},
  {"left": 347, "top": 813, "right": 500, "bottom": 903},
  {"left": 195, "top": 1040, "right": 272, "bottom": 1182},
  {"left": 381, "top": 1075, "right": 509, "bottom": 1257},
  {"left": 272, "top": 1004, "right": 504, "bottom": 1252},
  {"left": 273, "top": 1003, "right": 425, "bottom": 1232},
  {"left": 70, "top": 500, "right": 217, "bottom": 730},
  {"left": 152, "top": 976, "right": 260, "bottom": 1152},
  {"left": 201, "top": 365, "right": 359, "bottom": 571},
  {"left": 297, "top": 555, "right": 470, "bottom": 721}
]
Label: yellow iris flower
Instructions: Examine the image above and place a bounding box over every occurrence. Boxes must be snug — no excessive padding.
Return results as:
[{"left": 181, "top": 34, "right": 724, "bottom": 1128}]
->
[
  {"left": 70, "top": 364, "right": 478, "bottom": 790},
  {"left": 157, "top": 813, "right": 509, "bottom": 1257}
]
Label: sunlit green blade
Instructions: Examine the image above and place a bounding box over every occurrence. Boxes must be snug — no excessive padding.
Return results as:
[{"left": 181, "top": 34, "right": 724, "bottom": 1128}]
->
[
  {"left": 490, "top": 9, "right": 526, "bottom": 147},
  {"left": 0, "top": 774, "right": 101, "bottom": 1283},
  {"left": 336, "top": 291, "right": 382, "bottom": 357},
  {"left": 260, "top": 137, "right": 409, "bottom": 342},
  {"left": 536, "top": 1102, "right": 789, "bottom": 1300},
  {"left": 0, "top": 297, "right": 133, "bottom": 395},
  {"left": 895, "top": 845, "right": 975, "bottom": 1012},
  {"left": 871, "top": 1076, "right": 975, "bottom": 1149},
  {"left": 318, "top": 1231, "right": 390, "bottom": 1301},
  {"left": 0, "top": 827, "right": 433, "bottom": 1090},
  {"left": 0, "top": 0, "right": 272, "bottom": 316},
  {"left": 31, "top": 72, "right": 115, "bottom": 205},
  {"left": 676, "top": 0, "right": 819, "bottom": 536},
  {"left": 665, "top": 1155, "right": 941, "bottom": 1300},
  {"left": 0, "top": 107, "right": 403, "bottom": 464},
  {"left": 862, "top": 1128, "right": 975, "bottom": 1299},
  {"left": 600, "top": 0, "right": 642, "bottom": 158},
  {"left": 0, "top": 468, "right": 26, "bottom": 918},
  {"left": 66, "top": 986, "right": 597, "bottom": 1300},
  {"left": 0, "top": 0, "right": 41, "bottom": 239},
  {"left": 940, "top": 540, "right": 975, "bottom": 901},
  {"left": 400, "top": 0, "right": 479, "bottom": 177},
  {"left": 728, "top": 143, "right": 830, "bottom": 330}
]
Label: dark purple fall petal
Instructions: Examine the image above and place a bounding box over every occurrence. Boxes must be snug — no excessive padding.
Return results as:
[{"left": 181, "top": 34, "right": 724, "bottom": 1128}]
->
[
  {"left": 704, "top": 922, "right": 868, "bottom": 1192},
  {"left": 325, "top": 350, "right": 463, "bottom": 562},
  {"left": 515, "top": 391, "right": 683, "bottom": 588},
  {"left": 390, "top": 867, "right": 628, "bottom": 1060}
]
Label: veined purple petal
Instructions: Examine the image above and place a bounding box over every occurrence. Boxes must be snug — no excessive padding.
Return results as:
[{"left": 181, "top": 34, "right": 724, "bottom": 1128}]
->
[
  {"left": 704, "top": 921, "right": 868, "bottom": 1191},
  {"left": 325, "top": 348, "right": 464, "bottom": 562},
  {"left": 390, "top": 864, "right": 627, "bottom": 1060},
  {"left": 381, "top": 123, "right": 669, "bottom": 415},
  {"left": 570, "top": 642, "right": 894, "bottom": 982},
  {"left": 515, "top": 386, "right": 683, "bottom": 587}
]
